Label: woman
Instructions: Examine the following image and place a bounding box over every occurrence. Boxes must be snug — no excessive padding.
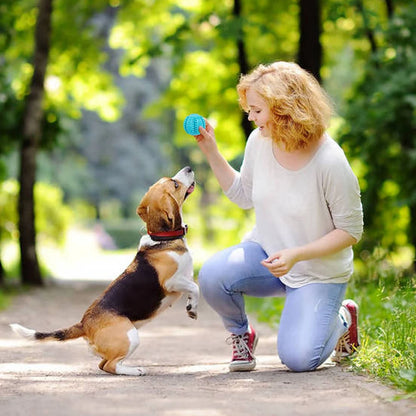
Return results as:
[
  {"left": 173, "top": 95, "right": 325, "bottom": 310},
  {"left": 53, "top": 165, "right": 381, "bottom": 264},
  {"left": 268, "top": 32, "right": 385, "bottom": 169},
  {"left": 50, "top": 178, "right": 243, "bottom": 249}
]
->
[{"left": 194, "top": 61, "right": 363, "bottom": 372}]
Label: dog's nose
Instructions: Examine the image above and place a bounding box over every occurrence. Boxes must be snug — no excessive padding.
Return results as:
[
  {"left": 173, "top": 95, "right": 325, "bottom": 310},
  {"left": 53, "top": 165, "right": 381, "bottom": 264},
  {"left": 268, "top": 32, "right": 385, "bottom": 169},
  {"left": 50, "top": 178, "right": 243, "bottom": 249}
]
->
[{"left": 184, "top": 166, "right": 192, "bottom": 173}]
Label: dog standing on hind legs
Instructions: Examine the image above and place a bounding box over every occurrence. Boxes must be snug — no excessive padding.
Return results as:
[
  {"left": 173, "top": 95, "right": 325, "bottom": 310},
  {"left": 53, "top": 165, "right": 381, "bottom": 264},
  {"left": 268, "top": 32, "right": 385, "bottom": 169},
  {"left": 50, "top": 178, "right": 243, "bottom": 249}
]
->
[{"left": 10, "top": 166, "right": 199, "bottom": 376}]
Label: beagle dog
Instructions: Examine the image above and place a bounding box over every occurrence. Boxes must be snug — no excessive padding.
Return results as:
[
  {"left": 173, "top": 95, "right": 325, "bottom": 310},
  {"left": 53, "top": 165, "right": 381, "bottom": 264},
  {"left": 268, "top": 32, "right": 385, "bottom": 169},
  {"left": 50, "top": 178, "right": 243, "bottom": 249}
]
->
[{"left": 10, "top": 167, "right": 199, "bottom": 376}]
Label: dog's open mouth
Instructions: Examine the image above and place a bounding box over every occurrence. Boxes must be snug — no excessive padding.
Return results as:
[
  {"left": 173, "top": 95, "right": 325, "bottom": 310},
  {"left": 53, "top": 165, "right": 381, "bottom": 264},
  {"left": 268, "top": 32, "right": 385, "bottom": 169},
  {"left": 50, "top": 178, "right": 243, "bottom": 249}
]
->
[{"left": 185, "top": 182, "right": 195, "bottom": 199}]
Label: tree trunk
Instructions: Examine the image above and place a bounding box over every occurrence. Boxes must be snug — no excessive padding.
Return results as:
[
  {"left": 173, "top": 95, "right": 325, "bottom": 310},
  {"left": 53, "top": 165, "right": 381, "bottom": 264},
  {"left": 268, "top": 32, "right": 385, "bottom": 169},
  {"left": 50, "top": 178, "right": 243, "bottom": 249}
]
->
[
  {"left": 385, "top": 0, "right": 394, "bottom": 19},
  {"left": 298, "top": 0, "right": 322, "bottom": 82},
  {"left": 0, "top": 257, "right": 4, "bottom": 286},
  {"left": 355, "top": 0, "right": 377, "bottom": 54},
  {"left": 409, "top": 204, "right": 416, "bottom": 272},
  {"left": 18, "top": 0, "right": 53, "bottom": 286},
  {"left": 233, "top": 0, "right": 252, "bottom": 141}
]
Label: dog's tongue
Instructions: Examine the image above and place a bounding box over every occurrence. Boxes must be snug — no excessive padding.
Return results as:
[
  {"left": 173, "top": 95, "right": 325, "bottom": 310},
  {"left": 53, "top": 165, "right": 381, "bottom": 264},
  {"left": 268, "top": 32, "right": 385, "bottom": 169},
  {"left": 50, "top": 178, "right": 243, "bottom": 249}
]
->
[{"left": 187, "top": 183, "right": 195, "bottom": 195}]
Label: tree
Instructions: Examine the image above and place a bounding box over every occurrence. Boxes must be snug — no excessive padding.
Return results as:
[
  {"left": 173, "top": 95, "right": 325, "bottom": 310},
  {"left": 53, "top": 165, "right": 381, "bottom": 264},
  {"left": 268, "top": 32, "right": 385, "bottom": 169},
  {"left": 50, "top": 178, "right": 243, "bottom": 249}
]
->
[
  {"left": 298, "top": 0, "right": 322, "bottom": 82},
  {"left": 0, "top": 180, "right": 72, "bottom": 286},
  {"left": 339, "top": 4, "right": 416, "bottom": 264},
  {"left": 0, "top": 3, "right": 22, "bottom": 283},
  {"left": 18, "top": 0, "right": 53, "bottom": 286},
  {"left": 232, "top": 0, "right": 252, "bottom": 139},
  {"left": 7, "top": 0, "right": 414, "bottom": 282},
  {"left": 1, "top": 0, "right": 124, "bottom": 285}
]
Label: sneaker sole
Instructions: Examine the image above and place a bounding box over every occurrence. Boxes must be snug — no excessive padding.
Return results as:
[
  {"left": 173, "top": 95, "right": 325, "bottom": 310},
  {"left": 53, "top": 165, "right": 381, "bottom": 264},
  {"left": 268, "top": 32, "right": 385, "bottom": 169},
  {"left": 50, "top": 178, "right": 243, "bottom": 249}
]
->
[
  {"left": 229, "top": 332, "right": 259, "bottom": 372},
  {"left": 229, "top": 359, "right": 257, "bottom": 372}
]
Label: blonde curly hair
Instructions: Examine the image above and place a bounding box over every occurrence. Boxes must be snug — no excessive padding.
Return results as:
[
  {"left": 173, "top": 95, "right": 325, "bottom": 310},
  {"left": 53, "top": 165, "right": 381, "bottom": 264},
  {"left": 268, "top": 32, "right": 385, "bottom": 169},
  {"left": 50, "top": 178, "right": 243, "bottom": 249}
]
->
[{"left": 237, "top": 61, "right": 333, "bottom": 151}]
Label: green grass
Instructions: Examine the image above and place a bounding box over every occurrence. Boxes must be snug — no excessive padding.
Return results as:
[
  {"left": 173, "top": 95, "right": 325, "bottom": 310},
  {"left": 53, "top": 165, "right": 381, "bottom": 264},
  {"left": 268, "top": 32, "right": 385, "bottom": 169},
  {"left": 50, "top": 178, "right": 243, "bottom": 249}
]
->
[
  {"left": 0, "top": 285, "right": 26, "bottom": 310},
  {"left": 246, "top": 256, "right": 416, "bottom": 396},
  {"left": 0, "top": 289, "right": 13, "bottom": 310},
  {"left": 347, "top": 269, "right": 416, "bottom": 395},
  {"left": 0, "top": 257, "right": 51, "bottom": 311}
]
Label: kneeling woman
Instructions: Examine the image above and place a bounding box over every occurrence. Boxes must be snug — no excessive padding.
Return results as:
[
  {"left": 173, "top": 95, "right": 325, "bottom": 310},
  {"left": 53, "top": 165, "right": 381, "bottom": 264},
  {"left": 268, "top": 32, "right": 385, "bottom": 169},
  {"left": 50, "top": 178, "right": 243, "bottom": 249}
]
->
[{"left": 193, "top": 61, "right": 363, "bottom": 372}]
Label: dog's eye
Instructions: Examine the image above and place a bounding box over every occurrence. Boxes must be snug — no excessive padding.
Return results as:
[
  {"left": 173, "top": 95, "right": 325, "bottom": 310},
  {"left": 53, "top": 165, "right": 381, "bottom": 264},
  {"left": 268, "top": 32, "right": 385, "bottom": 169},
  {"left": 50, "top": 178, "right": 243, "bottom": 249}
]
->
[{"left": 172, "top": 179, "right": 179, "bottom": 189}]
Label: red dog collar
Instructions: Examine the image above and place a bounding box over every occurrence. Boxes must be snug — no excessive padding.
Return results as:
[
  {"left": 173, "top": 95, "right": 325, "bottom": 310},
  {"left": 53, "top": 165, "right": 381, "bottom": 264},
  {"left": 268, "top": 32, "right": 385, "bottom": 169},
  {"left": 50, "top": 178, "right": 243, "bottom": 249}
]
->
[{"left": 148, "top": 225, "right": 188, "bottom": 242}]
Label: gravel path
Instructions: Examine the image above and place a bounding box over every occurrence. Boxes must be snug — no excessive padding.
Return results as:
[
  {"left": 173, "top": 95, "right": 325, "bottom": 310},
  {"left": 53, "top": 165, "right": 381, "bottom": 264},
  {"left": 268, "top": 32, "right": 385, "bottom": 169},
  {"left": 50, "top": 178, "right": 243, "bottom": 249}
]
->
[{"left": 1, "top": 280, "right": 415, "bottom": 416}]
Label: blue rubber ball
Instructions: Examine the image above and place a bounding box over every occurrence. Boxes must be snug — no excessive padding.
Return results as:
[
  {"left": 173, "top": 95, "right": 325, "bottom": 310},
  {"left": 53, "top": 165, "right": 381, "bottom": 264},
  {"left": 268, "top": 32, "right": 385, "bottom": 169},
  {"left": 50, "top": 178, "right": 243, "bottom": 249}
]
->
[{"left": 183, "top": 114, "right": 206, "bottom": 136}]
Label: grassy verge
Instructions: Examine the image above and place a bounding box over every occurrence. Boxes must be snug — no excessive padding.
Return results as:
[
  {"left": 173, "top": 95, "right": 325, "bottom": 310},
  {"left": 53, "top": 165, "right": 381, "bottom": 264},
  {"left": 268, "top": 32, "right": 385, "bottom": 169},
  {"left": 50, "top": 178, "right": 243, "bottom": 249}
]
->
[
  {"left": 0, "top": 288, "right": 13, "bottom": 310},
  {"left": 0, "top": 256, "right": 52, "bottom": 311},
  {"left": 0, "top": 285, "right": 26, "bottom": 310},
  {"left": 246, "top": 256, "right": 416, "bottom": 396},
  {"left": 347, "top": 259, "right": 416, "bottom": 396}
]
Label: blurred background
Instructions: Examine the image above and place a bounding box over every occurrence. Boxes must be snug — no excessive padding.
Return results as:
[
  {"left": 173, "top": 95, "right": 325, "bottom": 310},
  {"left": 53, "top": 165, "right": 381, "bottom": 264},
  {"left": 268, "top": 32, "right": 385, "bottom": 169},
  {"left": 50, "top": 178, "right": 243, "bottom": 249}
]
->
[
  {"left": 0, "top": 0, "right": 416, "bottom": 285},
  {"left": 1, "top": 0, "right": 415, "bottom": 285},
  {"left": 1, "top": 0, "right": 416, "bottom": 394}
]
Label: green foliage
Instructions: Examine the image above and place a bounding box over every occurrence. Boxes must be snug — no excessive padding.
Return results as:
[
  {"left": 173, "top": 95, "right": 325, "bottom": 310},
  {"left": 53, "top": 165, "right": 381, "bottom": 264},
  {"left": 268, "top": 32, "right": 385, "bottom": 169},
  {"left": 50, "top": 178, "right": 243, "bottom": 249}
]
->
[
  {"left": 0, "top": 290, "right": 12, "bottom": 310},
  {"left": 0, "top": 181, "right": 18, "bottom": 242},
  {"left": 0, "top": 0, "right": 124, "bottom": 155},
  {"left": 35, "top": 182, "right": 73, "bottom": 245},
  {"left": 0, "top": 180, "right": 73, "bottom": 246},
  {"left": 246, "top": 296, "right": 285, "bottom": 328},
  {"left": 0, "top": 286, "right": 24, "bottom": 310},
  {"left": 346, "top": 254, "right": 416, "bottom": 395},
  {"left": 339, "top": 4, "right": 416, "bottom": 252},
  {"left": 114, "top": 0, "right": 301, "bottom": 158},
  {"left": 103, "top": 219, "right": 143, "bottom": 249},
  {"left": 49, "top": 0, "right": 125, "bottom": 120},
  {"left": 109, "top": 0, "right": 307, "bottom": 247},
  {"left": 0, "top": 0, "right": 24, "bottom": 176}
]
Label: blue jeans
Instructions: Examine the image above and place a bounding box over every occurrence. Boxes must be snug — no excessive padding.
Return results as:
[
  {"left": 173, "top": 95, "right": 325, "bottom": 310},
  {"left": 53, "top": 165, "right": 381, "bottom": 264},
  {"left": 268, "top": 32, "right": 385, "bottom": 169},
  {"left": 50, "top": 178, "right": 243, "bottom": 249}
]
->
[{"left": 198, "top": 241, "right": 348, "bottom": 372}]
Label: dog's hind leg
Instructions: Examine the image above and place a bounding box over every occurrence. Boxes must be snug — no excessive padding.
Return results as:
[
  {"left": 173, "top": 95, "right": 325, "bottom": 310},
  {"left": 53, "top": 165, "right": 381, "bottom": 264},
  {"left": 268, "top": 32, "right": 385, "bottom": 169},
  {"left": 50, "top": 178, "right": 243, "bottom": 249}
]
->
[
  {"left": 99, "top": 358, "right": 107, "bottom": 371},
  {"left": 93, "top": 320, "right": 145, "bottom": 376},
  {"left": 102, "top": 328, "right": 145, "bottom": 376}
]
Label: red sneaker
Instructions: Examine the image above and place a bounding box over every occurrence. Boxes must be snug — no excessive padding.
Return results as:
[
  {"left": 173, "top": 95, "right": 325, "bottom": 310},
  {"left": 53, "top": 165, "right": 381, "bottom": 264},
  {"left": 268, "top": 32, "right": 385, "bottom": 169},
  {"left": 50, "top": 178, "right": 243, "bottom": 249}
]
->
[
  {"left": 332, "top": 299, "right": 360, "bottom": 362},
  {"left": 227, "top": 324, "right": 259, "bottom": 372}
]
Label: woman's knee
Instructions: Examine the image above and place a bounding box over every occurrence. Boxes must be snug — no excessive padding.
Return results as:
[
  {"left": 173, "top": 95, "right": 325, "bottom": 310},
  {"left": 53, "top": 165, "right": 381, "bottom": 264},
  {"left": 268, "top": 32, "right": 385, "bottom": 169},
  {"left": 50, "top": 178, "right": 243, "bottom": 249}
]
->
[
  {"left": 198, "top": 256, "right": 227, "bottom": 300},
  {"left": 278, "top": 342, "right": 321, "bottom": 372}
]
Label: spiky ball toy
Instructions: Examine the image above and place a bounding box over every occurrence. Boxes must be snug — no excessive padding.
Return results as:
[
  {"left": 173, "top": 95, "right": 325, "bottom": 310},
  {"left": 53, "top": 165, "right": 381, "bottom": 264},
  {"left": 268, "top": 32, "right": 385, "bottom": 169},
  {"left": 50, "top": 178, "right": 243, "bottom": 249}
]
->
[{"left": 183, "top": 114, "right": 206, "bottom": 136}]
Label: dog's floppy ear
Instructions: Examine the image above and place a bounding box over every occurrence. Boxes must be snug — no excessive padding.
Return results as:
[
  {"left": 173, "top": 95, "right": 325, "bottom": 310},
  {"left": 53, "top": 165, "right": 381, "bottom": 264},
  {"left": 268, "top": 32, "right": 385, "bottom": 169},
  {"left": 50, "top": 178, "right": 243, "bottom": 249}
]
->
[
  {"left": 136, "top": 203, "right": 148, "bottom": 222},
  {"left": 159, "top": 193, "right": 181, "bottom": 230},
  {"left": 136, "top": 192, "right": 149, "bottom": 223},
  {"left": 136, "top": 182, "right": 182, "bottom": 232},
  {"left": 136, "top": 181, "right": 159, "bottom": 224},
  {"left": 142, "top": 193, "right": 181, "bottom": 232}
]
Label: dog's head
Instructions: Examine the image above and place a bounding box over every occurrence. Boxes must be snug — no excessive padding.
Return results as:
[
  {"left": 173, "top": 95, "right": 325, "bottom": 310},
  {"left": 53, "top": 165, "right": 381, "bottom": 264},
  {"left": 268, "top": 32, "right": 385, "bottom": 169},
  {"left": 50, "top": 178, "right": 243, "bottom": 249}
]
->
[{"left": 137, "top": 167, "right": 195, "bottom": 234}]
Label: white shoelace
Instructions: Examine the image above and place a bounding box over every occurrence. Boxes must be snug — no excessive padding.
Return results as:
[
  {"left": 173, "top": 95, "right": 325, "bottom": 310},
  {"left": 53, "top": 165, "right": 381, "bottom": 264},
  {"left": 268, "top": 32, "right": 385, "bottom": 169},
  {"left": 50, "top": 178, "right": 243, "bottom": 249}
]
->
[
  {"left": 226, "top": 333, "right": 253, "bottom": 360},
  {"left": 332, "top": 331, "right": 354, "bottom": 363}
]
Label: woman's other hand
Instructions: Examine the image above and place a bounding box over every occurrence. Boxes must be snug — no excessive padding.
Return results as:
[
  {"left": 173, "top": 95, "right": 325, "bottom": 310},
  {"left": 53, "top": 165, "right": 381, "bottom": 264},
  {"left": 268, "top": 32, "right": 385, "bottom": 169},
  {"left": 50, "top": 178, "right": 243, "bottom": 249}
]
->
[{"left": 261, "top": 248, "right": 300, "bottom": 278}]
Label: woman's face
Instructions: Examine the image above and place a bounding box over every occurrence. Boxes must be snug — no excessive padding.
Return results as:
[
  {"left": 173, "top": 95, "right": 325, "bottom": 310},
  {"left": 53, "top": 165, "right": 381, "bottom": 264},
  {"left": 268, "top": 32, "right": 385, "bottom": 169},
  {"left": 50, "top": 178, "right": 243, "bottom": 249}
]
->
[{"left": 246, "top": 87, "right": 271, "bottom": 136}]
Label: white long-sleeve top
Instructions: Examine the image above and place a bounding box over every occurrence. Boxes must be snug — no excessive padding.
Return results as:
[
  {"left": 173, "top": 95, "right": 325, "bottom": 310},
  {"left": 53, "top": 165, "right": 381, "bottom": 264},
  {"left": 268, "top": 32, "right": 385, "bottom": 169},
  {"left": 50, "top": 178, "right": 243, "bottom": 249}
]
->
[{"left": 225, "top": 128, "right": 363, "bottom": 288}]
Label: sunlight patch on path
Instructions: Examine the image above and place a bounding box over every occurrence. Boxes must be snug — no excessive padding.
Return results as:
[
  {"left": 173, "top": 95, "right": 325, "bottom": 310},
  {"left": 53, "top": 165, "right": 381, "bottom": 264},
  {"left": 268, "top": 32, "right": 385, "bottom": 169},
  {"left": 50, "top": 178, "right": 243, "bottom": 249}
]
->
[{"left": 40, "top": 227, "right": 137, "bottom": 282}]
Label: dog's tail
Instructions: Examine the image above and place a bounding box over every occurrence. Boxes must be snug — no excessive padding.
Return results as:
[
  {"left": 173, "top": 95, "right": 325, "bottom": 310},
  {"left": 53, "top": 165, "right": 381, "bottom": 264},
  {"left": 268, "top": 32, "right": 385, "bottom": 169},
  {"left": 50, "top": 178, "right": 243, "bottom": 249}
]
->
[{"left": 10, "top": 322, "right": 85, "bottom": 342}]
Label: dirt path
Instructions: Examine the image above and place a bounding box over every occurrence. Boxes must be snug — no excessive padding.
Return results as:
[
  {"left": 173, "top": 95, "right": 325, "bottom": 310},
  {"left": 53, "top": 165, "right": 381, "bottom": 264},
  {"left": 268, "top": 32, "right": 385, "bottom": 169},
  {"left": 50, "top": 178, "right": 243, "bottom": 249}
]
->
[{"left": 1, "top": 280, "right": 415, "bottom": 416}]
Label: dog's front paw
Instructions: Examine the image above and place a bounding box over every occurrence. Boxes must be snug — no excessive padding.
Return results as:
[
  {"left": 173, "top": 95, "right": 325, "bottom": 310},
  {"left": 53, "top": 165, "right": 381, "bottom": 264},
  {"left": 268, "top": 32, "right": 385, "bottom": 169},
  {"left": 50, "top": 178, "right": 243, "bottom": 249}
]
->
[{"left": 186, "top": 303, "right": 198, "bottom": 320}]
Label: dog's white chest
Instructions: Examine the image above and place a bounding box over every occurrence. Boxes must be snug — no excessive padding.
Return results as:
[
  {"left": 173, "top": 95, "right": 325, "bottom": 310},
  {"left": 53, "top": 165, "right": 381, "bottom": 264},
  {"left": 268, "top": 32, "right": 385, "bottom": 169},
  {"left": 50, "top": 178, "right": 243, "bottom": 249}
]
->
[{"left": 164, "top": 250, "right": 193, "bottom": 291}]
